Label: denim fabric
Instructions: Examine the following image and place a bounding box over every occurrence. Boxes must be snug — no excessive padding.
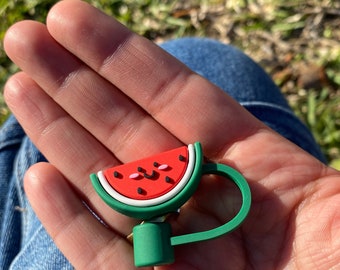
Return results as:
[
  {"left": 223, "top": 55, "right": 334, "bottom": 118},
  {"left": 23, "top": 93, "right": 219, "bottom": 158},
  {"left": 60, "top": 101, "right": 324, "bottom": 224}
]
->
[
  {"left": 0, "top": 38, "right": 326, "bottom": 269},
  {"left": 0, "top": 116, "right": 71, "bottom": 269}
]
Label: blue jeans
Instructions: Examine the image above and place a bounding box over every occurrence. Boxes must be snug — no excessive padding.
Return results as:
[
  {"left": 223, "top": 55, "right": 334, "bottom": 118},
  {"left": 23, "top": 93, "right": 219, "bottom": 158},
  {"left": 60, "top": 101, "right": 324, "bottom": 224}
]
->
[{"left": 0, "top": 38, "right": 326, "bottom": 269}]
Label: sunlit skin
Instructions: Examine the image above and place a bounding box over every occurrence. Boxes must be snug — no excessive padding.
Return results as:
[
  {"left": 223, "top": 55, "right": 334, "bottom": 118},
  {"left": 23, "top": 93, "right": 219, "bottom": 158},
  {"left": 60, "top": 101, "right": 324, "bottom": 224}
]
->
[{"left": 3, "top": 1, "right": 340, "bottom": 269}]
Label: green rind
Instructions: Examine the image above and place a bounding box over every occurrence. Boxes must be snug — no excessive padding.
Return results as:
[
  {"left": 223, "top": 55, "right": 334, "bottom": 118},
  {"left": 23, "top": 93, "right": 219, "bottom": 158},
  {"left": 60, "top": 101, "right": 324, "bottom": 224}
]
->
[{"left": 90, "top": 142, "right": 203, "bottom": 220}]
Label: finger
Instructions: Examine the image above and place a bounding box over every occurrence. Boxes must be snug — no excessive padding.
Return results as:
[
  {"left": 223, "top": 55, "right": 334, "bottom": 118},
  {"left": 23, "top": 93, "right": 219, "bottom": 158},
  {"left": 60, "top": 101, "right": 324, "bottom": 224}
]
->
[
  {"left": 4, "top": 72, "right": 113, "bottom": 176},
  {"left": 45, "top": 0, "right": 264, "bottom": 156},
  {"left": 4, "top": 20, "right": 181, "bottom": 163},
  {"left": 24, "top": 162, "right": 136, "bottom": 269},
  {"left": 4, "top": 72, "right": 136, "bottom": 233}
]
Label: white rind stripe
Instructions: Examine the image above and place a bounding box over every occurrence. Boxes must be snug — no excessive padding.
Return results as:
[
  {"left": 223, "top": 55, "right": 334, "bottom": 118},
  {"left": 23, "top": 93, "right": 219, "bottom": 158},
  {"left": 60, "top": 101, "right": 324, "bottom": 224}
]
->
[{"left": 97, "top": 144, "right": 196, "bottom": 207}]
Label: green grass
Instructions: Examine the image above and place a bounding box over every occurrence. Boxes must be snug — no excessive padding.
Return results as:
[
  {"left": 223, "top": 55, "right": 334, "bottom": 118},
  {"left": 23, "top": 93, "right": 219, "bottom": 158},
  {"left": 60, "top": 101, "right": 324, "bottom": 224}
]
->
[{"left": 1, "top": 0, "right": 340, "bottom": 168}]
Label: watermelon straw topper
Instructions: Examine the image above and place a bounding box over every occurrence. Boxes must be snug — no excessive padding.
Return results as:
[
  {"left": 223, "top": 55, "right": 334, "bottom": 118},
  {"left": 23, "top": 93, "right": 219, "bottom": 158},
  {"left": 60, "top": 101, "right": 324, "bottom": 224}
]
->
[{"left": 90, "top": 142, "right": 251, "bottom": 267}]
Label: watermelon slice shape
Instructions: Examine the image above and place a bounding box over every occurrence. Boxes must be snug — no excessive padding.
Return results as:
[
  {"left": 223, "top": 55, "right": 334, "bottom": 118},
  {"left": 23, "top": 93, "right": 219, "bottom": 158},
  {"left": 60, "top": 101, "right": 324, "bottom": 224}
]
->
[{"left": 91, "top": 142, "right": 203, "bottom": 219}]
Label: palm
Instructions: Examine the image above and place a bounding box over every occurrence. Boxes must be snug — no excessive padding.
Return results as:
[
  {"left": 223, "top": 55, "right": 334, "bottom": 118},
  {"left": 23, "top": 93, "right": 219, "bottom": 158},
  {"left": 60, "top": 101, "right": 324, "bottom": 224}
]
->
[
  {"left": 168, "top": 150, "right": 340, "bottom": 269},
  {"left": 4, "top": 1, "right": 340, "bottom": 269},
  {"left": 161, "top": 143, "right": 339, "bottom": 269}
]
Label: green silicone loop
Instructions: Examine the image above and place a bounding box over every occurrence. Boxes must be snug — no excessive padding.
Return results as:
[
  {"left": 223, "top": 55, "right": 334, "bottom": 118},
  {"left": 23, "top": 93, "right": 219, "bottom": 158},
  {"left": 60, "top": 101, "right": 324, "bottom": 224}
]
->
[{"left": 171, "top": 163, "right": 251, "bottom": 246}]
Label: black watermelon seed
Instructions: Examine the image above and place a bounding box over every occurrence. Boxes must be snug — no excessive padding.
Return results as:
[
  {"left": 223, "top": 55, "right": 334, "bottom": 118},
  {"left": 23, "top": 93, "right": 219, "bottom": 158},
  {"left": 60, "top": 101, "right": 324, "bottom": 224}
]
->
[
  {"left": 137, "top": 187, "right": 144, "bottom": 195},
  {"left": 113, "top": 171, "right": 120, "bottom": 178},
  {"left": 165, "top": 176, "right": 172, "bottom": 183},
  {"left": 179, "top": 155, "right": 185, "bottom": 161},
  {"left": 137, "top": 167, "right": 143, "bottom": 172},
  {"left": 153, "top": 162, "right": 159, "bottom": 167}
]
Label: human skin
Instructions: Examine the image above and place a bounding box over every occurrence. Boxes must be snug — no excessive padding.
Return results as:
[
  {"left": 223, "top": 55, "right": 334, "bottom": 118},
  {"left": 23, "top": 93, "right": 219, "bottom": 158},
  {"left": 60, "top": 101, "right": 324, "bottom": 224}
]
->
[{"left": 3, "top": 1, "right": 340, "bottom": 269}]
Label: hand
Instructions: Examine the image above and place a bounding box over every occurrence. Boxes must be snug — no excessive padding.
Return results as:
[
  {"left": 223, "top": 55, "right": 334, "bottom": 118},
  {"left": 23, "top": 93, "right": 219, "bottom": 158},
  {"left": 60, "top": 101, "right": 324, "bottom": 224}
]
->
[{"left": 4, "top": 1, "right": 340, "bottom": 269}]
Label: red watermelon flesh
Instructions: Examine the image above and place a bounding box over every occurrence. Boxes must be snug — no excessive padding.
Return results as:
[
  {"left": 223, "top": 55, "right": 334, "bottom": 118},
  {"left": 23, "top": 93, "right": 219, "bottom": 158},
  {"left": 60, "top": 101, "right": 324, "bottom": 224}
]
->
[{"left": 102, "top": 145, "right": 191, "bottom": 202}]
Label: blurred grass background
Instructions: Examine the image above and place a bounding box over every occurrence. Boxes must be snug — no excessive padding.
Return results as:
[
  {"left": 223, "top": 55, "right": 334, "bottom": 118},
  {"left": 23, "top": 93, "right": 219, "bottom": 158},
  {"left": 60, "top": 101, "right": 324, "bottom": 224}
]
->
[{"left": 1, "top": 0, "right": 340, "bottom": 168}]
